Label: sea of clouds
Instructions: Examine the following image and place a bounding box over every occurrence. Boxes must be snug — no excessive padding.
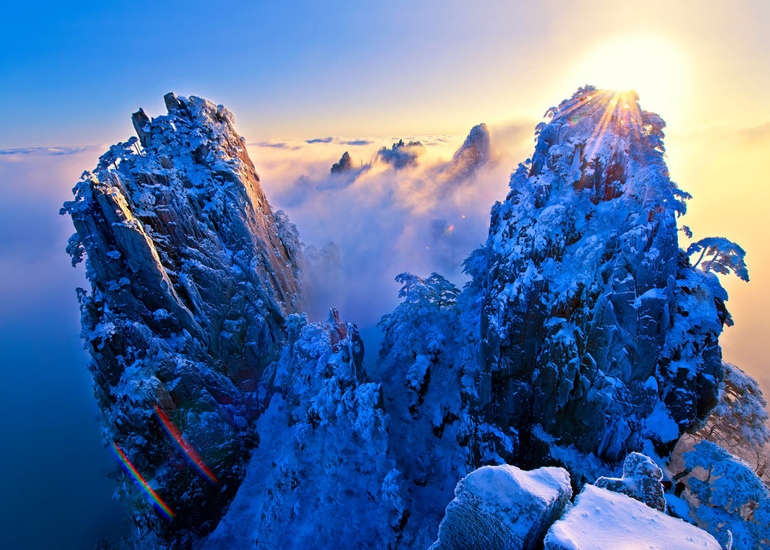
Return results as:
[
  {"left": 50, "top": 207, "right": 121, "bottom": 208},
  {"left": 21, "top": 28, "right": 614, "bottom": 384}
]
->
[{"left": 250, "top": 121, "right": 533, "bottom": 332}]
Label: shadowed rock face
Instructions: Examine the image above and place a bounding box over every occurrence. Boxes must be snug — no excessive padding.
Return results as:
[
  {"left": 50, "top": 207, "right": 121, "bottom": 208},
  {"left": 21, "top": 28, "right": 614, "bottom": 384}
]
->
[
  {"left": 476, "top": 87, "right": 729, "bottom": 465},
  {"left": 62, "top": 93, "right": 303, "bottom": 545}
]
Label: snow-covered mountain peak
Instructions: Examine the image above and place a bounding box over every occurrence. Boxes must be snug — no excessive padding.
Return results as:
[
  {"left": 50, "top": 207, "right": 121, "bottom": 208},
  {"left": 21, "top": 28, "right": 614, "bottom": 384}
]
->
[
  {"left": 477, "top": 86, "right": 728, "bottom": 466},
  {"left": 528, "top": 86, "right": 683, "bottom": 214}
]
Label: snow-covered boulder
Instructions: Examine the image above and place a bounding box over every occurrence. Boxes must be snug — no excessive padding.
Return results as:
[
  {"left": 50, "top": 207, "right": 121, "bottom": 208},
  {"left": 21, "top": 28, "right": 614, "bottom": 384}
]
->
[
  {"left": 595, "top": 452, "right": 666, "bottom": 511},
  {"left": 429, "top": 465, "right": 572, "bottom": 550},
  {"left": 544, "top": 484, "right": 720, "bottom": 550}
]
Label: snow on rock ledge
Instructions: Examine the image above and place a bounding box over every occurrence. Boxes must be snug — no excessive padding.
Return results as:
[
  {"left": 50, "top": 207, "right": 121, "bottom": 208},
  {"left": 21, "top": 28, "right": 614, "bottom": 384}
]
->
[
  {"left": 544, "top": 485, "right": 721, "bottom": 550},
  {"left": 429, "top": 464, "right": 572, "bottom": 550}
]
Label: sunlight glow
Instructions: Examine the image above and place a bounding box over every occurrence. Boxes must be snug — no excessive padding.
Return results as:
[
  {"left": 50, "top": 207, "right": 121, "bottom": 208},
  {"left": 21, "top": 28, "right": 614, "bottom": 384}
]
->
[{"left": 567, "top": 35, "right": 690, "bottom": 120}]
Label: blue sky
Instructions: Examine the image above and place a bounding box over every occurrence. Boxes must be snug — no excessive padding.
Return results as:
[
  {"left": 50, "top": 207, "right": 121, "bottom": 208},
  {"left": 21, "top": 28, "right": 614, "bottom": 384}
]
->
[
  {"left": 2, "top": 1, "right": 554, "bottom": 144},
  {"left": 5, "top": 1, "right": 766, "bottom": 148}
]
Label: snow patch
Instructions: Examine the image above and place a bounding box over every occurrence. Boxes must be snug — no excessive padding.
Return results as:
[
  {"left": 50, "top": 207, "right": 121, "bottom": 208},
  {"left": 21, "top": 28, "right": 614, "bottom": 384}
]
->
[{"left": 544, "top": 485, "right": 720, "bottom": 550}]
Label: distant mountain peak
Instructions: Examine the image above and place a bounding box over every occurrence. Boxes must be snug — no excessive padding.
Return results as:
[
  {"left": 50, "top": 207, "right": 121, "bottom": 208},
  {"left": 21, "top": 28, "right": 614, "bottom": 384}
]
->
[
  {"left": 330, "top": 151, "right": 353, "bottom": 174},
  {"left": 438, "top": 122, "right": 491, "bottom": 183}
]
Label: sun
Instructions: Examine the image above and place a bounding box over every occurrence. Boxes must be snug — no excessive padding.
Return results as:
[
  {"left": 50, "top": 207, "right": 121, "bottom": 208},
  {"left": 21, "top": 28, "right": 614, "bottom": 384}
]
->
[{"left": 567, "top": 35, "right": 690, "bottom": 121}]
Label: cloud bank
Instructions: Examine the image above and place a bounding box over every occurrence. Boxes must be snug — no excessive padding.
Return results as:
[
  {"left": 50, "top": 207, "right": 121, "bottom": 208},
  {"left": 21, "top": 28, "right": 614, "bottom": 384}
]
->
[
  {"left": 249, "top": 120, "right": 534, "bottom": 331},
  {"left": 0, "top": 146, "right": 128, "bottom": 547}
]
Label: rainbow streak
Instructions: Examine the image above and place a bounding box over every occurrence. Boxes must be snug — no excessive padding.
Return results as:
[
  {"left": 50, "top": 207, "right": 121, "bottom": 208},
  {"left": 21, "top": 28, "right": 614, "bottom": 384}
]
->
[
  {"left": 111, "top": 441, "right": 175, "bottom": 520},
  {"left": 154, "top": 405, "right": 218, "bottom": 484}
]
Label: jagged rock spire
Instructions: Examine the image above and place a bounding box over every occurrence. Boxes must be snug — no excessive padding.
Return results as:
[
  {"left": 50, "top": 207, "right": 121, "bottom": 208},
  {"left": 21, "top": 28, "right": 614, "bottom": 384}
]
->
[{"left": 62, "top": 93, "right": 304, "bottom": 544}]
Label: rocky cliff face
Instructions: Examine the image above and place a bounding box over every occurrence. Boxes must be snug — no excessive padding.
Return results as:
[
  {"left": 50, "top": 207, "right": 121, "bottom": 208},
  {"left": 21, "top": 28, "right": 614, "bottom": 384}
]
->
[
  {"left": 62, "top": 93, "right": 303, "bottom": 545},
  {"left": 429, "top": 465, "right": 572, "bottom": 550},
  {"left": 63, "top": 88, "right": 743, "bottom": 548},
  {"left": 473, "top": 87, "right": 729, "bottom": 467}
]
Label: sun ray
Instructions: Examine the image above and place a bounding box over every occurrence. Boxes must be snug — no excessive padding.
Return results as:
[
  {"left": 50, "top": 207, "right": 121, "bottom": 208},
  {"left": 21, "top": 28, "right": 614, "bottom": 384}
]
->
[
  {"left": 565, "top": 35, "right": 689, "bottom": 121},
  {"left": 585, "top": 91, "right": 622, "bottom": 163}
]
